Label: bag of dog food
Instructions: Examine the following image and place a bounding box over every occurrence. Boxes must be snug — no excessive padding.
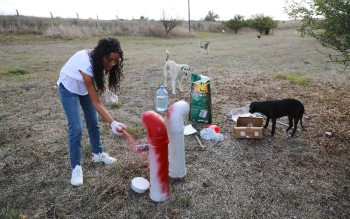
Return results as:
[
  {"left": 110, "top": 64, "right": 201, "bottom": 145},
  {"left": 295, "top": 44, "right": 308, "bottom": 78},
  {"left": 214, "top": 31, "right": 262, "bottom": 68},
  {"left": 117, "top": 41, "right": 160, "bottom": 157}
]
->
[{"left": 189, "top": 74, "right": 212, "bottom": 124}]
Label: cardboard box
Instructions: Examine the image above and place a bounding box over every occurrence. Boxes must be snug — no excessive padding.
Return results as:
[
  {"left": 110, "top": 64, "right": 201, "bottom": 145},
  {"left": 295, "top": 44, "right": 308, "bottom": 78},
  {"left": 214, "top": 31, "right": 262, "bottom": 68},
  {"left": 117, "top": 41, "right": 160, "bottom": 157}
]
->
[{"left": 234, "top": 116, "right": 264, "bottom": 139}]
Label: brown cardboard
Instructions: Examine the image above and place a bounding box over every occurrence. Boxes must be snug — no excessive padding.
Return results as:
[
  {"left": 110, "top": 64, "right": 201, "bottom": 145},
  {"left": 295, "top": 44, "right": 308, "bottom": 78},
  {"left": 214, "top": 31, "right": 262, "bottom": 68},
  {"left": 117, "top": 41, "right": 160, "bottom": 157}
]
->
[{"left": 234, "top": 116, "right": 264, "bottom": 139}]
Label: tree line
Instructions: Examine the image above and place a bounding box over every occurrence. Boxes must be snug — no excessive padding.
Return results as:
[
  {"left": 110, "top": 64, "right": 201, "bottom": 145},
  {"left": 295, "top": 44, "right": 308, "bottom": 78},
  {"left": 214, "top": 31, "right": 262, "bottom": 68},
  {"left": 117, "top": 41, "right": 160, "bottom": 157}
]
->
[
  {"left": 160, "top": 11, "right": 278, "bottom": 37},
  {"left": 222, "top": 14, "right": 278, "bottom": 35}
]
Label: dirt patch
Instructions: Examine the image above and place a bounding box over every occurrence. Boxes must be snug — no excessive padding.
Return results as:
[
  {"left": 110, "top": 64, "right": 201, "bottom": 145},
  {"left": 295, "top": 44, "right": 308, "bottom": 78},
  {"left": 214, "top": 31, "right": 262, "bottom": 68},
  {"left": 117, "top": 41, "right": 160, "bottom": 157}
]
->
[{"left": 0, "top": 30, "right": 349, "bottom": 218}]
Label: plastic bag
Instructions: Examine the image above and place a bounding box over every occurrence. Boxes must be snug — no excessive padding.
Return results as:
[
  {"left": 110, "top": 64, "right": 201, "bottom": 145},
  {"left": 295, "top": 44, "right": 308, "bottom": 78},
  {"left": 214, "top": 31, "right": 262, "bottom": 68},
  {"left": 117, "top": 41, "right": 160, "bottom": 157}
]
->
[
  {"left": 227, "top": 104, "right": 251, "bottom": 122},
  {"left": 199, "top": 128, "right": 224, "bottom": 143},
  {"left": 104, "top": 90, "right": 118, "bottom": 103}
]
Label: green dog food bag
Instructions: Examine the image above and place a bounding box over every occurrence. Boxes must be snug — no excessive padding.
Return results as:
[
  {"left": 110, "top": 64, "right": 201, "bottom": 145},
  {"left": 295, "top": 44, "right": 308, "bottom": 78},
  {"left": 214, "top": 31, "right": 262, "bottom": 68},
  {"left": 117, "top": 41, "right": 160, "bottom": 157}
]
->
[{"left": 189, "top": 74, "right": 212, "bottom": 124}]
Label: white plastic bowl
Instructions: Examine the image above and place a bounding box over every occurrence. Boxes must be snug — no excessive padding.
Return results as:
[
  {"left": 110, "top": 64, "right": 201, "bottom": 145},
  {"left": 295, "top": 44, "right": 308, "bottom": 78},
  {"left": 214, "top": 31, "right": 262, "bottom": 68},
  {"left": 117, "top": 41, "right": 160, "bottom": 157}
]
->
[{"left": 131, "top": 177, "right": 150, "bottom": 194}]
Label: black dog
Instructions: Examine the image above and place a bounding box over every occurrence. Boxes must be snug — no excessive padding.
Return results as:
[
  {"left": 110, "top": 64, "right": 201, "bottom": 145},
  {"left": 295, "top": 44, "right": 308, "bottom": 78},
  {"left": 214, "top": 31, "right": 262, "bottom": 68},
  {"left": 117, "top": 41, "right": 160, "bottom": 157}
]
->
[{"left": 249, "top": 98, "right": 304, "bottom": 137}]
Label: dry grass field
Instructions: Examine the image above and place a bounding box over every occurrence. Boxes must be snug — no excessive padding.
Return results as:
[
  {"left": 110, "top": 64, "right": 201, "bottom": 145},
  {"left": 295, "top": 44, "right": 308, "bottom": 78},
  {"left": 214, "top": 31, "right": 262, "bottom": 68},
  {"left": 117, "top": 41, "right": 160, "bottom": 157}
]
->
[{"left": 1, "top": 29, "right": 350, "bottom": 218}]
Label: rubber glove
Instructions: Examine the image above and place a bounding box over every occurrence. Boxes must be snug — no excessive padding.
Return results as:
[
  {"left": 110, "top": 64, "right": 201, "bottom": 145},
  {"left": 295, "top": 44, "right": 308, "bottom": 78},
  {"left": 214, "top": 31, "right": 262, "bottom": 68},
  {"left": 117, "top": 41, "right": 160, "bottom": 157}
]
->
[{"left": 111, "top": 121, "right": 126, "bottom": 135}]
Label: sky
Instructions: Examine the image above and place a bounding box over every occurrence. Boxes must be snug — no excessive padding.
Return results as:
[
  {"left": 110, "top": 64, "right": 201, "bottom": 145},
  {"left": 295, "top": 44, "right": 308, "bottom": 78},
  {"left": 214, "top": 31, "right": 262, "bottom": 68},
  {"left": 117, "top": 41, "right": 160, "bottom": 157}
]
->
[{"left": 0, "top": 0, "right": 292, "bottom": 21}]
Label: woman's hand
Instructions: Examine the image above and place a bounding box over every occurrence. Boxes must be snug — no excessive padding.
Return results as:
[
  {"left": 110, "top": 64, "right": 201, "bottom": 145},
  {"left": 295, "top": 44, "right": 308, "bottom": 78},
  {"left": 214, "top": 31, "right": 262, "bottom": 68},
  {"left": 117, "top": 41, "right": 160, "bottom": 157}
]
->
[{"left": 111, "top": 121, "right": 126, "bottom": 135}]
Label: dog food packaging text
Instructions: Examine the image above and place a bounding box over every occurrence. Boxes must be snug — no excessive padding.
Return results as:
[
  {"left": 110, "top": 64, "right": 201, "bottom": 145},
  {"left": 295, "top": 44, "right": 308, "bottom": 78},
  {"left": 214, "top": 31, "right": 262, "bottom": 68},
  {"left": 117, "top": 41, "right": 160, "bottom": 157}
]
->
[
  {"left": 189, "top": 74, "right": 212, "bottom": 124},
  {"left": 234, "top": 116, "right": 263, "bottom": 139},
  {"left": 156, "top": 86, "right": 168, "bottom": 111}
]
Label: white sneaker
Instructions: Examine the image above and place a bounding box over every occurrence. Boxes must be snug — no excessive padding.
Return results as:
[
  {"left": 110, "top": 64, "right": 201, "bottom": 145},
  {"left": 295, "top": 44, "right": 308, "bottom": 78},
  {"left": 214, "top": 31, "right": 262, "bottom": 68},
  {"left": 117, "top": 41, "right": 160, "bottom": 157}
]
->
[
  {"left": 92, "top": 152, "right": 116, "bottom": 164},
  {"left": 71, "top": 165, "right": 83, "bottom": 186}
]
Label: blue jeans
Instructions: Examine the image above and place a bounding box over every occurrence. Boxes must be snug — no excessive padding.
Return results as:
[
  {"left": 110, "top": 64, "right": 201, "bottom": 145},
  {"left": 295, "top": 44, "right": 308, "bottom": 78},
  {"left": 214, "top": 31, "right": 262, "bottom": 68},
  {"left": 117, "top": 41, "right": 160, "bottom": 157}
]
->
[{"left": 59, "top": 83, "right": 103, "bottom": 168}]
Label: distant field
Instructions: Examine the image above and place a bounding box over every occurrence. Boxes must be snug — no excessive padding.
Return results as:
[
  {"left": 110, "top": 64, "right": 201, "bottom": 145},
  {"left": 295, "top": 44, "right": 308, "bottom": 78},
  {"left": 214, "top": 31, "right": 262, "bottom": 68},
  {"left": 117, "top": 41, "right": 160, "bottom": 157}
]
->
[
  {"left": 0, "top": 14, "right": 302, "bottom": 37},
  {"left": 0, "top": 29, "right": 349, "bottom": 218}
]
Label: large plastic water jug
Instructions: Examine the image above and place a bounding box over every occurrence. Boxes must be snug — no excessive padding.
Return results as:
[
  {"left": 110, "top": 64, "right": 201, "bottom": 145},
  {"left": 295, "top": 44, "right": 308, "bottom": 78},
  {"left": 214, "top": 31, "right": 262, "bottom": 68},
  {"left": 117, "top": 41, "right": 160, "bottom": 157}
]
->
[{"left": 155, "top": 86, "right": 168, "bottom": 111}]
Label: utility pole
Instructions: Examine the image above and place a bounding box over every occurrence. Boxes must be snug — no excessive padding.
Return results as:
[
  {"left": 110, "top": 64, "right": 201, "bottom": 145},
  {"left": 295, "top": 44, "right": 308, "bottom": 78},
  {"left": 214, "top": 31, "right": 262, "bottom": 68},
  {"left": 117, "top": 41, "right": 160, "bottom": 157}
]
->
[{"left": 188, "top": 0, "right": 191, "bottom": 32}]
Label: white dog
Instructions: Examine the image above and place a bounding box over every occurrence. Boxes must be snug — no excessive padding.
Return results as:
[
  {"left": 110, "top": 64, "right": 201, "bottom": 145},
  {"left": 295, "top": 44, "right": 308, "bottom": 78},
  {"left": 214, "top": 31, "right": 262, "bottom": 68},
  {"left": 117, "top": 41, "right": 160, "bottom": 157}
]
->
[{"left": 163, "top": 50, "right": 190, "bottom": 94}]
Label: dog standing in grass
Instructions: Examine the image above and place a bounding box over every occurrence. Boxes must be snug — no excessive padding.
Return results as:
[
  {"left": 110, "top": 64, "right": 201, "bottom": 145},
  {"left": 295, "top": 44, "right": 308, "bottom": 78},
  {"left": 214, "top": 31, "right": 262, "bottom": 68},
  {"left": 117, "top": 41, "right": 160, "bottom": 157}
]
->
[
  {"left": 163, "top": 50, "right": 190, "bottom": 95},
  {"left": 199, "top": 41, "right": 210, "bottom": 55},
  {"left": 249, "top": 98, "right": 305, "bottom": 137}
]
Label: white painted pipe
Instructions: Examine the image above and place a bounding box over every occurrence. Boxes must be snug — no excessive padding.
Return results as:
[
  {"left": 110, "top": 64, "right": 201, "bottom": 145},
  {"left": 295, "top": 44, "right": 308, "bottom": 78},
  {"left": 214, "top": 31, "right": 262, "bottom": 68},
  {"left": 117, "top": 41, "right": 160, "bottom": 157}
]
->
[
  {"left": 166, "top": 100, "right": 190, "bottom": 178},
  {"left": 141, "top": 111, "right": 170, "bottom": 202}
]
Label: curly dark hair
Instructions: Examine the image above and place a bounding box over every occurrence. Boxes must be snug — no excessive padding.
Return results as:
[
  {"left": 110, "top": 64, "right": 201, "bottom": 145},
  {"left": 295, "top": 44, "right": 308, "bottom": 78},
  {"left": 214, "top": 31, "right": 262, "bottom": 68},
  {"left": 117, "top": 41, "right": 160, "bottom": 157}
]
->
[{"left": 88, "top": 37, "right": 124, "bottom": 95}]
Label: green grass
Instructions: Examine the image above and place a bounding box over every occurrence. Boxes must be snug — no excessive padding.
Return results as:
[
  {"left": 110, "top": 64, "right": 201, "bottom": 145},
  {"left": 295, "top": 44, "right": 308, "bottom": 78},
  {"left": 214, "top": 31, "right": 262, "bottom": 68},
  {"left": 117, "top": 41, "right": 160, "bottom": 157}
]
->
[
  {"left": 273, "top": 73, "right": 312, "bottom": 86},
  {"left": 212, "top": 112, "right": 226, "bottom": 124},
  {"left": 0, "top": 67, "right": 28, "bottom": 75},
  {"left": 0, "top": 204, "right": 22, "bottom": 219},
  {"left": 83, "top": 143, "right": 92, "bottom": 157},
  {"left": 13, "top": 54, "right": 48, "bottom": 62},
  {"left": 108, "top": 102, "right": 123, "bottom": 109},
  {"left": 196, "top": 31, "right": 224, "bottom": 39},
  {"left": 0, "top": 34, "right": 41, "bottom": 42},
  {"left": 125, "top": 126, "right": 144, "bottom": 139},
  {"left": 0, "top": 67, "right": 38, "bottom": 82},
  {"left": 172, "top": 192, "right": 192, "bottom": 208}
]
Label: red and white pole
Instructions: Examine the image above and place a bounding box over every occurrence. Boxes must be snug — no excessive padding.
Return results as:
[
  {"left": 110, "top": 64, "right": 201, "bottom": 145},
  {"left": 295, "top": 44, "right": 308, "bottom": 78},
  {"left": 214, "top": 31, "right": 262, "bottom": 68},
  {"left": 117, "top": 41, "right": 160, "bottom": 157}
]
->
[{"left": 141, "top": 111, "right": 170, "bottom": 202}]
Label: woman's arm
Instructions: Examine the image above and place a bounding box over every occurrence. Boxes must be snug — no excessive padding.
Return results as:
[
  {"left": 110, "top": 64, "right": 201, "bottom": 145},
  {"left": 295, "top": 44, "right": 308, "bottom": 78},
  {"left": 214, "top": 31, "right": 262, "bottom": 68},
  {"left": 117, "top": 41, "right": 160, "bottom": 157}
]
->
[{"left": 80, "top": 70, "right": 114, "bottom": 125}]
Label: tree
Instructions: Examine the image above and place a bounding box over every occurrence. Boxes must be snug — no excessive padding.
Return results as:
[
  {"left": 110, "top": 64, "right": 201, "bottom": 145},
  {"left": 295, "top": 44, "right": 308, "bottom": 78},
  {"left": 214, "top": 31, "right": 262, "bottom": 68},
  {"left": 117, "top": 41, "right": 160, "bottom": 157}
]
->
[
  {"left": 247, "top": 14, "right": 278, "bottom": 35},
  {"left": 222, "top": 14, "right": 245, "bottom": 34},
  {"left": 160, "top": 10, "right": 182, "bottom": 37},
  {"left": 204, "top": 10, "right": 219, "bottom": 21},
  {"left": 285, "top": 0, "right": 350, "bottom": 67},
  {"left": 140, "top": 15, "right": 149, "bottom": 21}
]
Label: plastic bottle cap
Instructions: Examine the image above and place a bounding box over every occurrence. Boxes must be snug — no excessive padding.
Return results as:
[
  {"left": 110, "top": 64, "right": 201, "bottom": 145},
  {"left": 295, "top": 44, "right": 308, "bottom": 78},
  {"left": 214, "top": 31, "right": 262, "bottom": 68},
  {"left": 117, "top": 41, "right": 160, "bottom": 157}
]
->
[{"left": 131, "top": 177, "right": 150, "bottom": 193}]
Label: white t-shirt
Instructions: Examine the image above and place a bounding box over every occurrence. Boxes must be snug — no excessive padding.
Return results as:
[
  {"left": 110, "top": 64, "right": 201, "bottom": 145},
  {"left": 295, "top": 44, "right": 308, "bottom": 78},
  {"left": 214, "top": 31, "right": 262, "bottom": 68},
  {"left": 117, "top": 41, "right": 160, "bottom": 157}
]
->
[{"left": 57, "top": 49, "right": 94, "bottom": 95}]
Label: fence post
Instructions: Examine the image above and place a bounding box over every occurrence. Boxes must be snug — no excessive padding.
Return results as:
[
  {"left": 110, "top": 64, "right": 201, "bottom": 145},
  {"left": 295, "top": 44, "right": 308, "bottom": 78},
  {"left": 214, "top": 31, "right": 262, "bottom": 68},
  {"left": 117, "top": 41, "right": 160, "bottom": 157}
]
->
[
  {"left": 15, "top": 9, "right": 20, "bottom": 28},
  {"left": 188, "top": 0, "right": 191, "bottom": 32},
  {"left": 96, "top": 15, "right": 100, "bottom": 29}
]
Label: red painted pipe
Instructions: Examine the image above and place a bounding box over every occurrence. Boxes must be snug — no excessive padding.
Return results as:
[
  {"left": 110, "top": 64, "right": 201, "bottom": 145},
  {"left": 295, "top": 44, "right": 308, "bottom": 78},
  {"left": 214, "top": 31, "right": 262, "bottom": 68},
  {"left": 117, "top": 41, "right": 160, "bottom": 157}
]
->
[{"left": 141, "top": 111, "right": 170, "bottom": 201}]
